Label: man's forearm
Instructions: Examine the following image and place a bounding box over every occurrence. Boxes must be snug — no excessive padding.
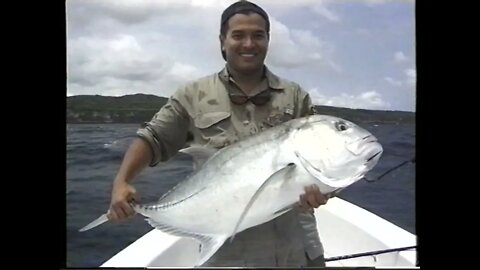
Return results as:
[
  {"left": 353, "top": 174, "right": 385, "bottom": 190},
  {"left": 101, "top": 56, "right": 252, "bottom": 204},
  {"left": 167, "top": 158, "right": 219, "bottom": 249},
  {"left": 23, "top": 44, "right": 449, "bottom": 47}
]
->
[{"left": 114, "top": 138, "right": 153, "bottom": 185}]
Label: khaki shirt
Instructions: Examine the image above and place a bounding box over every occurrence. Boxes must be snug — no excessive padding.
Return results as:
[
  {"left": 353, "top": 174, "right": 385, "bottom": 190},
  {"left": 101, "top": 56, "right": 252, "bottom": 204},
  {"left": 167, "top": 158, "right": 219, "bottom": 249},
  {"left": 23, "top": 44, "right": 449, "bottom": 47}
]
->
[
  {"left": 137, "top": 66, "right": 323, "bottom": 266},
  {"left": 137, "top": 66, "right": 314, "bottom": 165}
]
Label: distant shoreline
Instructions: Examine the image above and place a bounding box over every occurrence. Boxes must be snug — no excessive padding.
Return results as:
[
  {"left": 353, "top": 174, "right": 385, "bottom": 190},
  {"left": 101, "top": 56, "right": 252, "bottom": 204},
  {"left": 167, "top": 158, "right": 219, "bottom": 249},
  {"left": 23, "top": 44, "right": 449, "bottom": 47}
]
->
[{"left": 67, "top": 94, "right": 415, "bottom": 125}]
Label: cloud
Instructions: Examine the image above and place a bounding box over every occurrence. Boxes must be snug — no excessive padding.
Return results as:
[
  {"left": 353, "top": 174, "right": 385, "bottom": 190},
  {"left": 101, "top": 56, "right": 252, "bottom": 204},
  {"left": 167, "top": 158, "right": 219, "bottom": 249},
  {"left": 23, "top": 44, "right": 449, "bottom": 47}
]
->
[
  {"left": 361, "top": 0, "right": 415, "bottom": 6},
  {"left": 363, "top": 0, "right": 390, "bottom": 5},
  {"left": 355, "top": 28, "right": 371, "bottom": 36},
  {"left": 309, "top": 89, "right": 391, "bottom": 110},
  {"left": 394, "top": 51, "right": 407, "bottom": 63},
  {"left": 66, "top": 0, "right": 415, "bottom": 111},
  {"left": 405, "top": 68, "right": 416, "bottom": 86},
  {"left": 166, "top": 62, "right": 203, "bottom": 86},
  {"left": 69, "top": 0, "right": 194, "bottom": 25},
  {"left": 266, "top": 18, "right": 338, "bottom": 70},
  {"left": 384, "top": 67, "right": 416, "bottom": 91},
  {"left": 67, "top": 32, "right": 205, "bottom": 97},
  {"left": 67, "top": 0, "right": 226, "bottom": 97},
  {"left": 385, "top": 77, "right": 402, "bottom": 87},
  {"left": 67, "top": 0, "right": 340, "bottom": 98},
  {"left": 312, "top": 5, "right": 341, "bottom": 22},
  {"left": 252, "top": 0, "right": 413, "bottom": 7},
  {"left": 68, "top": 34, "right": 166, "bottom": 83}
]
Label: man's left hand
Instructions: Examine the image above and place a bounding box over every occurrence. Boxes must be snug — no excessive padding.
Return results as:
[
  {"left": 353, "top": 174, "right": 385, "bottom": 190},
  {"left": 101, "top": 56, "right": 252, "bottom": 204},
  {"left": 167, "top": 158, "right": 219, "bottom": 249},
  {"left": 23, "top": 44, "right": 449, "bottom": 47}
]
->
[{"left": 298, "top": 184, "right": 331, "bottom": 212}]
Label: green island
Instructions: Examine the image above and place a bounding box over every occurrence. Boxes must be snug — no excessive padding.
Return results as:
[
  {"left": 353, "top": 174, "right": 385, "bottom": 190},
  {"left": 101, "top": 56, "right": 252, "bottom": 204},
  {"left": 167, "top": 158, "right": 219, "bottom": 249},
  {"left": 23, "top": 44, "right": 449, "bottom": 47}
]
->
[{"left": 67, "top": 94, "right": 415, "bottom": 125}]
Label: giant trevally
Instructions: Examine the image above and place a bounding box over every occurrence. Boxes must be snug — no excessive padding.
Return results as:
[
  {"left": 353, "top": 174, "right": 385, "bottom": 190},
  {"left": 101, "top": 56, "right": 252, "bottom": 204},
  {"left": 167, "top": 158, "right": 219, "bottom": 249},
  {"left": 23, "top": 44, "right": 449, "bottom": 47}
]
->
[{"left": 79, "top": 114, "right": 383, "bottom": 266}]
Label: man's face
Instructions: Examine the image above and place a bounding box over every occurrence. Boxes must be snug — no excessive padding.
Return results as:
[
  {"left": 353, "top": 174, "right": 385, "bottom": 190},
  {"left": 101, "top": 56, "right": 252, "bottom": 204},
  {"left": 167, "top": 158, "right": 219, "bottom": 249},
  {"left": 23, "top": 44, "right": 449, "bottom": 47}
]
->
[{"left": 220, "top": 13, "right": 269, "bottom": 74}]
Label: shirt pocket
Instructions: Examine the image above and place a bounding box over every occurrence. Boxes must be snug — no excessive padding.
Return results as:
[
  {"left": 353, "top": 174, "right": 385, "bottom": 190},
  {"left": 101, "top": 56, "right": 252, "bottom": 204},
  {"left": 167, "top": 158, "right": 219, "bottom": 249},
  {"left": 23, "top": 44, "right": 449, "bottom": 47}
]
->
[
  {"left": 264, "top": 107, "right": 295, "bottom": 128},
  {"left": 193, "top": 111, "right": 231, "bottom": 148}
]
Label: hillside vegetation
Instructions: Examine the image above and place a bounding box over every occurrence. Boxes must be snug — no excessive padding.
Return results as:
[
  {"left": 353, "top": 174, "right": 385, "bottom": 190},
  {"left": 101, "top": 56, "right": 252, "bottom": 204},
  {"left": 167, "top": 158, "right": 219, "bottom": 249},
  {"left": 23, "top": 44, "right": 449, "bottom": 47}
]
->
[{"left": 67, "top": 94, "right": 414, "bottom": 124}]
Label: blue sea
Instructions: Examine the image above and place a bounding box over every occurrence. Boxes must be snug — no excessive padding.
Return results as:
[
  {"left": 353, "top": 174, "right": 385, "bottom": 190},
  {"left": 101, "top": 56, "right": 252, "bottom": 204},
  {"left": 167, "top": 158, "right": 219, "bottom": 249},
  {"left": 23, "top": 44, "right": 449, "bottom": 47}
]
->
[{"left": 66, "top": 121, "right": 416, "bottom": 268}]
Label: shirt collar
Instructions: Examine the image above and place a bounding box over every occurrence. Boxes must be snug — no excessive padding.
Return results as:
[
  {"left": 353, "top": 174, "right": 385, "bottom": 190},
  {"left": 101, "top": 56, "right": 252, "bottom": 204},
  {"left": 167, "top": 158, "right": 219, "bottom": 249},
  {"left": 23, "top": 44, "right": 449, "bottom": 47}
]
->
[{"left": 218, "top": 65, "right": 287, "bottom": 90}]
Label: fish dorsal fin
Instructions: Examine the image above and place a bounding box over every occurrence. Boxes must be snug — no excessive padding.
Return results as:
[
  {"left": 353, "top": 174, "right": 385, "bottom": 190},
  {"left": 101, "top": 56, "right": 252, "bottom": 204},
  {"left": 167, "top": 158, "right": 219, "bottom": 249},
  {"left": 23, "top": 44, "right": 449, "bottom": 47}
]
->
[
  {"left": 179, "top": 145, "right": 219, "bottom": 170},
  {"left": 230, "top": 163, "right": 297, "bottom": 243},
  {"left": 145, "top": 218, "right": 227, "bottom": 267}
]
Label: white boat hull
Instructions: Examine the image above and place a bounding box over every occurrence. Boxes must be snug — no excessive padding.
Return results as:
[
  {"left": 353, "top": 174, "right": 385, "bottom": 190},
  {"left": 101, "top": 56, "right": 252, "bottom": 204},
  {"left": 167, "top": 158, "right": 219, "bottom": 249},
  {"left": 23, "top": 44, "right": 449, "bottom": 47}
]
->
[{"left": 101, "top": 197, "right": 417, "bottom": 267}]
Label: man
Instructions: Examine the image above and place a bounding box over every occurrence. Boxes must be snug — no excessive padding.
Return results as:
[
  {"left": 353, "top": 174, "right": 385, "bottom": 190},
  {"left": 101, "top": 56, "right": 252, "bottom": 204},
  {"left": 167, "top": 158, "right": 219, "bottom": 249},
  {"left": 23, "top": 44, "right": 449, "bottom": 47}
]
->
[{"left": 107, "top": 0, "right": 330, "bottom": 267}]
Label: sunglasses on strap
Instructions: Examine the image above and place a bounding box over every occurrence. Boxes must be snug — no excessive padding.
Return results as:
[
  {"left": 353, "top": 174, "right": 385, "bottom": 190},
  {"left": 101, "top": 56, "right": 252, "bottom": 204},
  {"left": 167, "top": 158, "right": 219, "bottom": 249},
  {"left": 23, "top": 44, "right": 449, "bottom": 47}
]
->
[{"left": 229, "top": 89, "right": 271, "bottom": 106}]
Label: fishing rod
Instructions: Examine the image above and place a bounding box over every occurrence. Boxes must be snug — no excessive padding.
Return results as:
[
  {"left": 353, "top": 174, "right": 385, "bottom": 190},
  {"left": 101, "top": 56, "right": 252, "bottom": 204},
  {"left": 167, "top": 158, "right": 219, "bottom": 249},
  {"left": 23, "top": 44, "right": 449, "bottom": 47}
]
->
[
  {"left": 364, "top": 157, "right": 415, "bottom": 182},
  {"left": 325, "top": 245, "right": 416, "bottom": 262}
]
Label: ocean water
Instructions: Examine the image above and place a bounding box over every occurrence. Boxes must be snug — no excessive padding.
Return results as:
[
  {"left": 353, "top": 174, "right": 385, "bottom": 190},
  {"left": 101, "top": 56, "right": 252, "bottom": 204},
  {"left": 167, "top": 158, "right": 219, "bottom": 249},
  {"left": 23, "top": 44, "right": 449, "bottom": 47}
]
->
[{"left": 66, "top": 121, "right": 416, "bottom": 268}]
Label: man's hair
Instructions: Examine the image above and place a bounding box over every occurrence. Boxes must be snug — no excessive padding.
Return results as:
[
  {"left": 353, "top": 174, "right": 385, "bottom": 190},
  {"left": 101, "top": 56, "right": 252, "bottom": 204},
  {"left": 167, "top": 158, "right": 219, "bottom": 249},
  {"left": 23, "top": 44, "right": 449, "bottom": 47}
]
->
[{"left": 220, "top": 0, "right": 270, "bottom": 60}]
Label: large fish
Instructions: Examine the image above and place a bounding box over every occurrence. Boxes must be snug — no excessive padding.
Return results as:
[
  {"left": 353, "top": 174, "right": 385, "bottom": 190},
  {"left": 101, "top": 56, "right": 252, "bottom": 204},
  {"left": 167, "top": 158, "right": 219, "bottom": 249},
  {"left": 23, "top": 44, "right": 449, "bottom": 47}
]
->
[{"left": 79, "top": 115, "right": 383, "bottom": 266}]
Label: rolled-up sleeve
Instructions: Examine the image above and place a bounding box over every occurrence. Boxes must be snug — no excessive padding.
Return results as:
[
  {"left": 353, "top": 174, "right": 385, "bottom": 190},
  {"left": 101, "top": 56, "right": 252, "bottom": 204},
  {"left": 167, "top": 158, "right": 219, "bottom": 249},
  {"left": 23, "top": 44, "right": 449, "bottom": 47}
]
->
[
  {"left": 295, "top": 85, "right": 316, "bottom": 117},
  {"left": 136, "top": 91, "right": 190, "bottom": 166}
]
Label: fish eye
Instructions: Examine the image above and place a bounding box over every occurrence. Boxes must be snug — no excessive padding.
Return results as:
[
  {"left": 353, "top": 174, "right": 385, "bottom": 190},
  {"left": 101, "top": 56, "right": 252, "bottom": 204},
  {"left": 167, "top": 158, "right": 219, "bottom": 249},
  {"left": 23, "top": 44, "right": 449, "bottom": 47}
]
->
[{"left": 335, "top": 121, "right": 348, "bottom": 131}]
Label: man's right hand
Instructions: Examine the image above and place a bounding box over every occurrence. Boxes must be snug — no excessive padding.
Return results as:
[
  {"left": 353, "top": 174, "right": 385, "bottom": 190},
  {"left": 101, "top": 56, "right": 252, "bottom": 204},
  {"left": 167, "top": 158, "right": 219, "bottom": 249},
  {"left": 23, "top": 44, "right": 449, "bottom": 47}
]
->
[{"left": 107, "top": 182, "right": 138, "bottom": 222}]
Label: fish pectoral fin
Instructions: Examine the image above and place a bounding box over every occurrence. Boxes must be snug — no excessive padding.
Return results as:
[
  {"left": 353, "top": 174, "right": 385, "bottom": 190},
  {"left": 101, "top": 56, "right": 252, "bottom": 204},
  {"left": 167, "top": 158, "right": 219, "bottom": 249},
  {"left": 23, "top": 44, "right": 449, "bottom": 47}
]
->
[
  {"left": 229, "top": 163, "right": 296, "bottom": 243},
  {"left": 179, "top": 145, "right": 219, "bottom": 170},
  {"left": 294, "top": 151, "right": 357, "bottom": 189},
  {"left": 78, "top": 213, "right": 109, "bottom": 232}
]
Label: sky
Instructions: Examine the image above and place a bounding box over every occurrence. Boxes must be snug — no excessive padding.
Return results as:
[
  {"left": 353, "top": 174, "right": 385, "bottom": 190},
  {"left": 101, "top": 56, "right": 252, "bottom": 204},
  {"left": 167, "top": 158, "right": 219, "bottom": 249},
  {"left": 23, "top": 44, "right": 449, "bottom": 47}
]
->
[{"left": 66, "top": 0, "right": 416, "bottom": 112}]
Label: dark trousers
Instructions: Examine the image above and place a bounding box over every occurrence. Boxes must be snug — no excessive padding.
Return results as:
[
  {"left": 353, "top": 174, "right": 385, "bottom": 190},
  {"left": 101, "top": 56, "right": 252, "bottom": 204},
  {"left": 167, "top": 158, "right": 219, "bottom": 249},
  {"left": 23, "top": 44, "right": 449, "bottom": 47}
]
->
[{"left": 306, "top": 253, "right": 326, "bottom": 267}]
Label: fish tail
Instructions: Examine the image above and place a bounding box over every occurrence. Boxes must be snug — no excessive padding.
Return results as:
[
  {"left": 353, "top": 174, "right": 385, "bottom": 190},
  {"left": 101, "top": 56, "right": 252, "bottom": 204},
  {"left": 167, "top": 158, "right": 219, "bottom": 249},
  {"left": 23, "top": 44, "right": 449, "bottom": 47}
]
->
[{"left": 78, "top": 213, "right": 109, "bottom": 232}]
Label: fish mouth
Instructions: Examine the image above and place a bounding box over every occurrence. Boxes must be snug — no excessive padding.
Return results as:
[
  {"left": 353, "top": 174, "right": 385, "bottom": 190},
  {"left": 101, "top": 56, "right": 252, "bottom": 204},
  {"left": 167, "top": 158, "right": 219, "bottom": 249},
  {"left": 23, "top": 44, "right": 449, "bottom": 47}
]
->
[
  {"left": 367, "top": 151, "right": 382, "bottom": 162},
  {"left": 363, "top": 145, "right": 383, "bottom": 170},
  {"left": 346, "top": 135, "right": 380, "bottom": 156},
  {"left": 361, "top": 135, "right": 378, "bottom": 144}
]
